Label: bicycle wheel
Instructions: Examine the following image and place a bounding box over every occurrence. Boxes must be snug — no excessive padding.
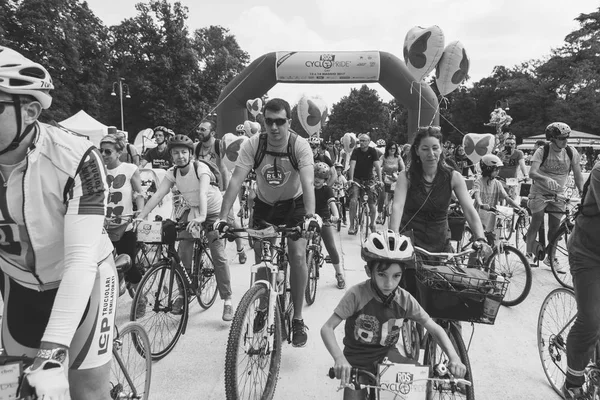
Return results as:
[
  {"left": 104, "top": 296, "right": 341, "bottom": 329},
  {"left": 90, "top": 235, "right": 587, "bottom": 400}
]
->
[
  {"left": 195, "top": 246, "right": 218, "bottom": 309},
  {"left": 537, "top": 287, "right": 576, "bottom": 396},
  {"left": 224, "top": 284, "right": 282, "bottom": 400},
  {"left": 135, "top": 243, "right": 164, "bottom": 275},
  {"left": 360, "top": 208, "right": 370, "bottom": 242},
  {"left": 549, "top": 225, "right": 573, "bottom": 289},
  {"left": 130, "top": 261, "right": 188, "bottom": 361},
  {"left": 501, "top": 215, "right": 514, "bottom": 241},
  {"left": 305, "top": 250, "right": 318, "bottom": 306},
  {"left": 486, "top": 244, "right": 532, "bottom": 307},
  {"left": 514, "top": 214, "right": 530, "bottom": 253},
  {"left": 111, "top": 322, "right": 152, "bottom": 400},
  {"left": 424, "top": 322, "right": 474, "bottom": 400}
]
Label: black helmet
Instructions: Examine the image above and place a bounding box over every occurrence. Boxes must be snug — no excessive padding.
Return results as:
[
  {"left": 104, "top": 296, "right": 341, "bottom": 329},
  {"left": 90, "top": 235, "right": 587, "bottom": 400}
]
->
[
  {"left": 545, "top": 122, "right": 571, "bottom": 141},
  {"left": 480, "top": 154, "right": 503, "bottom": 177},
  {"left": 167, "top": 134, "right": 194, "bottom": 151}
]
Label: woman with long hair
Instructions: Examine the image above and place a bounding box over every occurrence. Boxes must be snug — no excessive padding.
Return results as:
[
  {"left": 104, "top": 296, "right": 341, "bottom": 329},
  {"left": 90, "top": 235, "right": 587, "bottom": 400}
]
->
[{"left": 378, "top": 142, "right": 405, "bottom": 224}]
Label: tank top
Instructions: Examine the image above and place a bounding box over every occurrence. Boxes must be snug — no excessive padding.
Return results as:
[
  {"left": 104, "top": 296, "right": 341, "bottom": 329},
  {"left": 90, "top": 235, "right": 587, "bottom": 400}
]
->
[
  {"left": 400, "top": 169, "right": 453, "bottom": 253},
  {"left": 382, "top": 156, "right": 400, "bottom": 184}
]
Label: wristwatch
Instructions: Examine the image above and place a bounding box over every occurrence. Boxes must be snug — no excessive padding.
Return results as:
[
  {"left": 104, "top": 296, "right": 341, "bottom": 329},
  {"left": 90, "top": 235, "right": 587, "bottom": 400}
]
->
[{"left": 36, "top": 347, "right": 68, "bottom": 365}]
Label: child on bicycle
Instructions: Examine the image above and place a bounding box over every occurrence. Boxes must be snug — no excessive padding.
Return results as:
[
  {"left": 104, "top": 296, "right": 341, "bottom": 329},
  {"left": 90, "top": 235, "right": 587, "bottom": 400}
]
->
[
  {"left": 321, "top": 230, "right": 466, "bottom": 399},
  {"left": 315, "top": 162, "right": 345, "bottom": 289},
  {"left": 332, "top": 162, "right": 348, "bottom": 226}
]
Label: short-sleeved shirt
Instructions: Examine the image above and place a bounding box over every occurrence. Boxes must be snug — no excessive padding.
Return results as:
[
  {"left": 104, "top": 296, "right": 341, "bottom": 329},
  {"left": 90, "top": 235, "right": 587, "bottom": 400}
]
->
[
  {"left": 332, "top": 175, "right": 347, "bottom": 198},
  {"left": 106, "top": 162, "right": 138, "bottom": 221},
  {"left": 334, "top": 280, "right": 431, "bottom": 370},
  {"left": 315, "top": 185, "right": 335, "bottom": 220},
  {"left": 473, "top": 178, "right": 508, "bottom": 209},
  {"left": 164, "top": 162, "right": 221, "bottom": 220},
  {"left": 569, "top": 163, "right": 600, "bottom": 260},
  {"left": 194, "top": 139, "right": 220, "bottom": 163},
  {"left": 530, "top": 145, "right": 580, "bottom": 196},
  {"left": 351, "top": 147, "right": 379, "bottom": 180},
  {"left": 498, "top": 149, "right": 524, "bottom": 179},
  {"left": 144, "top": 146, "right": 172, "bottom": 170},
  {"left": 236, "top": 133, "right": 313, "bottom": 204}
]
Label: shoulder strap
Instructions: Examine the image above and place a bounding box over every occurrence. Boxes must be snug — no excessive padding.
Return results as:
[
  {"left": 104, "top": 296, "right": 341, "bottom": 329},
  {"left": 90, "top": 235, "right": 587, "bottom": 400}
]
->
[
  {"left": 126, "top": 143, "right": 133, "bottom": 161},
  {"left": 214, "top": 138, "right": 221, "bottom": 158},
  {"left": 253, "top": 133, "right": 269, "bottom": 170},
  {"left": 253, "top": 132, "right": 300, "bottom": 171},
  {"left": 541, "top": 143, "right": 574, "bottom": 167},
  {"left": 286, "top": 132, "right": 299, "bottom": 171}
]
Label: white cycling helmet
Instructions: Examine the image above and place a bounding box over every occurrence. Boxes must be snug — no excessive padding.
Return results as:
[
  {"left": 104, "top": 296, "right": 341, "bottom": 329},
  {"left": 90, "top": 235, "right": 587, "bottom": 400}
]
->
[
  {"left": 361, "top": 230, "right": 414, "bottom": 262},
  {"left": 376, "top": 139, "right": 386, "bottom": 147},
  {"left": 308, "top": 136, "right": 321, "bottom": 146},
  {"left": 235, "top": 124, "right": 245, "bottom": 135},
  {"left": 480, "top": 154, "right": 503, "bottom": 177},
  {"left": 0, "top": 46, "right": 53, "bottom": 109}
]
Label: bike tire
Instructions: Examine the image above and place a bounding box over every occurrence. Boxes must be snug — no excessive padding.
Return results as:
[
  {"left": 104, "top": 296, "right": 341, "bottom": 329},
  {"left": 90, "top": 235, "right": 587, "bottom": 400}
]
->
[
  {"left": 224, "top": 284, "right": 282, "bottom": 400},
  {"left": 514, "top": 214, "right": 530, "bottom": 253},
  {"left": 548, "top": 225, "right": 573, "bottom": 290},
  {"left": 537, "top": 288, "right": 576, "bottom": 397},
  {"left": 111, "top": 322, "right": 152, "bottom": 400},
  {"left": 487, "top": 244, "right": 532, "bottom": 307},
  {"left": 195, "top": 246, "right": 218, "bottom": 309},
  {"left": 424, "top": 322, "right": 474, "bottom": 399},
  {"left": 305, "top": 250, "right": 318, "bottom": 306},
  {"left": 501, "top": 215, "right": 514, "bottom": 241},
  {"left": 130, "top": 261, "right": 188, "bottom": 361},
  {"left": 360, "top": 208, "right": 370, "bottom": 242}
]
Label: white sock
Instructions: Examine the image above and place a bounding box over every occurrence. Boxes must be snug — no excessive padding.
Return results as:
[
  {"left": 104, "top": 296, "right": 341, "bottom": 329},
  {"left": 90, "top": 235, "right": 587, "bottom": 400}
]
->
[{"left": 224, "top": 299, "right": 232, "bottom": 306}]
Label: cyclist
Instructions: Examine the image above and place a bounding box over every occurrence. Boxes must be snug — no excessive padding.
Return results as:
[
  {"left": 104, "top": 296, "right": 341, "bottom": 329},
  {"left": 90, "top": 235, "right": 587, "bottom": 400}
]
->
[
  {"left": 389, "top": 126, "right": 491, "bottom": 297},
  {"left": 114, "top": 129, "right": 140, "bottom": 166},
  {"left": 497, "top": 136, "right": 528, "bottom": 200},
  {"left": 0, "top": 45, "right": 115, "bottom": 399},
  {"left": 332, "top": 162, "right": 348, "bottom": 226},
  {"left": 348, "top": 133, "right": 383, "bottom": 235},
  {"left": 141, "top": 126, "right": 173, "bottom": 169},
  {"left": 563, "top": 161, "right": 600, "bottom": 400},
  {"left": 136, "top": 134, "right": 235, "bottom": 321},
  {"left": 310, "top": 135, "right": 336, "bottom": 186},
  {"left": 377, "top": 142, "right": 405, "bottom": 224},
  {"left": 314, "top": 162, "right": 345, "bottom": 289},
  {"left": 320, "top": 231, "right": 466, "bottom": 399},
  {"left": 215, "top": 98, "right": 319, "bottom": 347},
  {"left": 525, "top": 122, "right": 584, "bottom": 270}
]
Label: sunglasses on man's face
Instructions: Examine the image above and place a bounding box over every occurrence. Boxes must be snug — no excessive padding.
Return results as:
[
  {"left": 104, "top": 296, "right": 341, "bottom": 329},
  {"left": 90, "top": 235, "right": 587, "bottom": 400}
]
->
[
  {"left": 100, "top": 149, "right": 115, "bottom": 156},
  {"left": 264, "top": 118, "right": 287, "bottom": 127}
]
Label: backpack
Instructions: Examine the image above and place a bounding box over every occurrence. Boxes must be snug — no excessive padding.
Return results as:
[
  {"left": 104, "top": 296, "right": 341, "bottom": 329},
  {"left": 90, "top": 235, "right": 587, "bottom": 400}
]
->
[
  {"left": 541, "top": 143, "right": 573, "bottom": 169},
  {"left": 194, "top": 138, "right": 220, "bottom": 160},
  {"left": 125, "top": 143, "right": 135, "bottom": 163},
  {"left": 253, "top": 132, "right": 300, "bottom": 171},
  {"left": 174, "top": 160, "right": 220, "bottom": 188}
]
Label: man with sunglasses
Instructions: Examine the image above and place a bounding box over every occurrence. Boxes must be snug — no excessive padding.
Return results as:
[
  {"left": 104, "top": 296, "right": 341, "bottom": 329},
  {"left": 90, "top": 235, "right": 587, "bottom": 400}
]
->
[
  {"left": 215, "top": 98, "right": 318, "bottom": 348},
  {"left": 0, "top": 46, "right": 115, "bottom": 399},
  {"left": 498, "top": 135, "right": 528, "bottom": 200},
  {"left": 525, "top": 122, "right": 584, "bottom": 269}
]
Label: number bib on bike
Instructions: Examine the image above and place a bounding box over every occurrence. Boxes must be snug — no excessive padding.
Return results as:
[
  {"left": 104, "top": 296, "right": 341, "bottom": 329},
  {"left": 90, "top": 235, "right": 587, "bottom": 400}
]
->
[{"left": 378, "top": 362, "right": 430, "bottom": 400}]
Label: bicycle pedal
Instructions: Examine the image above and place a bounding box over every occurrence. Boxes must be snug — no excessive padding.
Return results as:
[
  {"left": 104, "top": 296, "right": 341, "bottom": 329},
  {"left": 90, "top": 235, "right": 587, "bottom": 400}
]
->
[{"left": 324, "top": 255, "right": 332, "bottom": 263}]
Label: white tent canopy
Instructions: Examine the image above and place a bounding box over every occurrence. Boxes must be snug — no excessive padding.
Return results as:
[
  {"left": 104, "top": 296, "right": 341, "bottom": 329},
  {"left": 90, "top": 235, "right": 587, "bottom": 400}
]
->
[{"left": 58, "top": 110, "right": 109, "bottom": 147}]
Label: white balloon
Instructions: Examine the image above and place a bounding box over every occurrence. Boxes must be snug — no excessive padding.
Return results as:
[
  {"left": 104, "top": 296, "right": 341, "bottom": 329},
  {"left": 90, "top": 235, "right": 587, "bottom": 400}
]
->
[
  {"left": 435, "top": 41, "right": 470, "bottom": 96},
  {"left": 403, "top": 25, "right": 445, "bottom": 82},
  {"left": 297, "top": 95, "right": 328, "bottom": 137},
  {"left": 462, "top": 133, "right": 495, "bottom": 164},
  {"left": 220, "top": 133, "right": 249, "bottom": 174}
]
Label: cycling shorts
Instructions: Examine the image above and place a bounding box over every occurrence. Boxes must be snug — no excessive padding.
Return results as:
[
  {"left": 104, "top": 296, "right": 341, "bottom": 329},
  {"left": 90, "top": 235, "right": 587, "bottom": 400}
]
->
[
  {"left": 0, "top": 256, "right": 117, "bottom": 370},
  {"left": 252, "top": 196, "right": 305, "bottom": 228}
]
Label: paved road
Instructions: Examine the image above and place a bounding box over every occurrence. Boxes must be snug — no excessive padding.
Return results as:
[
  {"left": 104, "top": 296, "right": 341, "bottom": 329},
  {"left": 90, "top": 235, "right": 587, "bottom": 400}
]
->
[{"left": 116, "top": 226, "right": 565, "bottom": 400}]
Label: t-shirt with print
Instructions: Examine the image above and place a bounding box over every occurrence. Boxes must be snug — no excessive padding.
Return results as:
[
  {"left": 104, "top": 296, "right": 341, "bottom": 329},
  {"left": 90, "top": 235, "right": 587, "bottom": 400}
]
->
[
  {"left": 236, "top": 133, "right": 313, "bottom": 204},
  {"left": 164, "top": 162, "right": 222, "bottom": 221},
  {"left": 498, "top": 149, "right": 524, "bottom": 180},
  {"left": 144, "top": 146, "right": 172, "bottom": 170},
  {"left": 473, "top": 178, "right": 508, "bottom": 209},
  {"left": 530, "top": 146, "right": 580, "bottom": 196},
  {"left": 334, "top": 280, "right": 431, "bottom": 370},
  {"left": 106, "top": 162, "right": 138, "bottom": 229},
  {"left": 315, "top": 185, "right": 335, "bottom": 220},
  {"left": 351, "top": 147, "right": 379, "bottom": 180}
]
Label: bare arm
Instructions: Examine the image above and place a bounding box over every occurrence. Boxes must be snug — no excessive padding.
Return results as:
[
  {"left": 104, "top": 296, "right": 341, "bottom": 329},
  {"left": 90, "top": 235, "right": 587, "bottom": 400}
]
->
[
  {"left": 137, "top": 177, "right": 173, "bottom": 220},
  {"left": 218, "top": 155, "right": 230, "bottom": 191},
  {"left": 348, "top": 160, "right": 356, "bottom": 181},
  {"left": 373, "top": 160, "right": 382, "bottom": 182},
  {"left": 423, "top": 319, "right": 466, "bottom": 378},
  {"left": 140, "top": 159, "right": 149, "bottom": 168},
  {"left": 321, "top": 314, "right": 352, "bottom": 385},
  {"left": 572, "top": 162, "right": 584, "bottom": 193},
  {"left": 389, "top": 171, "right": 408, "bottom": 233},
  {"left": 299, "top": 166, "right": 316, "bottom": 215},
  {"left": 518, "top": 158, "right": 528, "bottom": 178},
  {"left": 219, "top": 166, "right": 248, "bottom": 221},
  {"left": 131, "top": 169, "right": 145, "bottom": 211}
]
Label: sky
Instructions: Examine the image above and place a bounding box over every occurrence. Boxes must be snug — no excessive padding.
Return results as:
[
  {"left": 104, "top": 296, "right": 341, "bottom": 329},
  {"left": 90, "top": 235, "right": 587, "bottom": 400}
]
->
[{"left": 85, "top": 0, "right": 599, "bottom": 109}]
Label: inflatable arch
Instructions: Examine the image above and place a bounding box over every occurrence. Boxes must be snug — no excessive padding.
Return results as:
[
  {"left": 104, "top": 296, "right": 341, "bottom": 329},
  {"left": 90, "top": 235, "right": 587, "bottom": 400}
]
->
[{"left": 215, "top": 51, "right": 439, "bottom": 143}]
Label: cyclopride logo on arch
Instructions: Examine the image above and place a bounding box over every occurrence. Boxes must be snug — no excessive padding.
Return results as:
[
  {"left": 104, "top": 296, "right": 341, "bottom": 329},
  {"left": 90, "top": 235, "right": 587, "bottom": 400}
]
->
[{"left": 276, "top": 51, "right": 380, "bottom": 83}]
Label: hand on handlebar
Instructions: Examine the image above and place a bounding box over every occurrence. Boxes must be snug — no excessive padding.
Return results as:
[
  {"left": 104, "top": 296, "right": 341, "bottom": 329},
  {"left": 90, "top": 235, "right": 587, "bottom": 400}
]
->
[
  {"left": 213, "top": 219, "right": 230, "bottom": 234},
  {"left": 447, "top": 359, "right": 467, "bottom": 379},
  {"left": 546, "top": 178, "right": 560, "bottom": 191},
  {"left": 24, "top": 360, "right": 70, "bottom": 400},
  {"left": 333, "top": 356, "right": 353, "bottom": 387},
  {"left": 472, "top": 238, "right": 493, "bottom": 259}
]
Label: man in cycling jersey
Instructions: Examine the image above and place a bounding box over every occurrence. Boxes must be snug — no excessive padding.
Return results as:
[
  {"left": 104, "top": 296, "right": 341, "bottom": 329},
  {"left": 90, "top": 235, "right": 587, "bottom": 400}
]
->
[
  {"left": 525, "top": 122, "right": 584, "bottom": 270},
  {"left": 141, "top": 126, "right": 173, "bottom": 169},
  {"left": 215, "top": 98, "right": 319, "bottom": 348},
  {"left": 0, "top": 46, "right": 115, "bottom": 400}
]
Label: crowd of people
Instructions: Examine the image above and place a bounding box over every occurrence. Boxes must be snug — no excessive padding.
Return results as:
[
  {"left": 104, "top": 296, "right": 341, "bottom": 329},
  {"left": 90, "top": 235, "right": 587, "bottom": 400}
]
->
[{"left": 1, "top": 42, "right": 598, "bottom": 400}]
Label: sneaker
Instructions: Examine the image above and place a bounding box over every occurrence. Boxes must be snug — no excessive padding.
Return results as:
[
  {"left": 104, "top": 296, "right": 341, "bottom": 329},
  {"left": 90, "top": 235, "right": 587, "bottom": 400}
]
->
[
  {"left": 335, "top": 273, "right": 346, "bottom": 289},
  {"left": 237, "top": 248, "right": 247, "bottom": 264},
  {"left": 292, "top": 319, "right": 308, "bottom": 348},
  {"left": 526, "top": 253, "right": 537, "bottom": 267},
  {"left": 562, "top": 383, "right": 589, "bottom": 399},
  {"left": 222, "top": 304, "right": 234, "bottom": 322},
  {"left": 253, "top": 308, "right": 267, "bottom": 333},
  {"left": 348, "top": 226, "right": 357, "bottom": 235},
  {"left": 549, "top": 258, "right": 567, "bottom": 274},
  {"left": 171, "top": 297, "right": 184, "bottom": 315}
]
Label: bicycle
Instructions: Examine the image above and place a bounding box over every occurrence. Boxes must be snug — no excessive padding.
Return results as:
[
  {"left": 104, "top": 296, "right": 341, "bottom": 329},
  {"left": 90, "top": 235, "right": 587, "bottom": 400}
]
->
[
  {"left": 305, "top": 229, "right": 334, "bottom": 305},
  {"left": 327, "top": 360, "right": 472, "bottom": 400},
  {"left": 0, "top": 321, "right": 152, "bottom": 400},
  {"left": 130, "top": 220, "right": 218, "bottom": 360},
  {"left": 349, "top": 181, "right": 378, "bottom": 241},
  {"left": 333, "top": 190, "right": 346, "bottom": 232},
  {"left": 238, "top": 179, "right": 251, "bottom": 228},
  {"left": 221, "top": 224, "right": 301, "bottom": 400},
  {"left": 537, "top": 287, "right": 600, "bottom": 398}
]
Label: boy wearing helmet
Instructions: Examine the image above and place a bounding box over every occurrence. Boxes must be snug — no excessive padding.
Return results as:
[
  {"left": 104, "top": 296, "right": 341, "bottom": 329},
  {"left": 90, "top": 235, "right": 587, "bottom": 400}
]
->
[
  {"left": 0, "top": 46, "right": 116, "bottom": 399},
  {"left": 321, "top": 231, "right": 466, "bottom": 399},
  {"left": 525, "top": 122, "right": 584, "bottom": 269},
  {"left": 314, "top": 162, "right": 345, "bottom": 289},
  {"left": 136, "top": 134, "right": 235, "bottom": 321},
  {"left": 141, "top": 125, "right": 174, "bottom": 169},
  {"left": 332, "top": 163, "right": 348, "bottom": 226}
]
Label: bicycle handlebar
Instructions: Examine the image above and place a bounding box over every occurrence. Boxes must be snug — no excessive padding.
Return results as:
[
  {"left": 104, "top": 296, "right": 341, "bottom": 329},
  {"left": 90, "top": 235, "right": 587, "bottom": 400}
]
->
[{"left": 414, "top": 245, "right": 475, "bottom": 259}]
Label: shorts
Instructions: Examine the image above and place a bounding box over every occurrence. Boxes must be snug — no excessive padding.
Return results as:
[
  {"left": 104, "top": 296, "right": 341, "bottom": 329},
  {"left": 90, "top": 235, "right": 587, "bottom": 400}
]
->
[
  {"left": 384, "top": 183, "right": 395, "bottom": 194},
  {"left": 252, "top": 196, "right": 306, "bottom": 228},
  {"left": 528, "top": 194, "right": 566, "bottom": 215},
  {"left": 0, "top": 257, "right": 117, "bottom": 370}
]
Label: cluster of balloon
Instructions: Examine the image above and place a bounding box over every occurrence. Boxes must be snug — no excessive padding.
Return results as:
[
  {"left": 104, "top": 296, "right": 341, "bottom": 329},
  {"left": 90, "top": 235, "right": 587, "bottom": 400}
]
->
[
  {"left": 341, "top": 132, "right": 357, "bottom": 171},
  {"left": 462, "top": 133, "right": 495, "bottom": 164},
  {"left": 246, "top": 98, "right": 263, "bottom": 121},
  {"left": 220, "top": 132, "right": 248, "bottom": 174},
  {"left": 297, "top": 95, "right": 328, "bottom": 138},
  {"left": 484, "top": 107, "right": 513, "bottom": 149},
  {"left": 242, "top": 120, "right": 261, "bottom": 137},
  {"left": 403, "top": 26, "right": 470, "bottom": 97}
]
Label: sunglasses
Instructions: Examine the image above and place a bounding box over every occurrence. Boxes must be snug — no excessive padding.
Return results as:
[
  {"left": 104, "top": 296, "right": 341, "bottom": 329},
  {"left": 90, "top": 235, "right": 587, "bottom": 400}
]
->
[
  {"left": 556, "top": 136, "right": 569, "bottom": 141},
  {"left": 264, "top": 118, "right": 287, "bottom": 127},
  {"left": 0, "top": 101, "right": 18, "bottom": 115},
  {"left": 100, "top": 149, "right": 115, "bottom": 156}
]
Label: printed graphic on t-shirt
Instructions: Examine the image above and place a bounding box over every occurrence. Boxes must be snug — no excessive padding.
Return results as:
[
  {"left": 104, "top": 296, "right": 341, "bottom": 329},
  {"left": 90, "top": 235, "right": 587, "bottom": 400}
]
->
[
  {"left": 107, "top": 173, "right": 127, "bottom": 220},
  {"left": 261, "top": 163, "right": 292, "bottom": 187}
]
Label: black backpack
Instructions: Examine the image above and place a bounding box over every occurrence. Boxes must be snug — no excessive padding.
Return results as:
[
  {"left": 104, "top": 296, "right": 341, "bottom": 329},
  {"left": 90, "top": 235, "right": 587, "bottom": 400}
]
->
[
  {"left": 253, "top": 132, "right": 300, "bottom": 171},
  {"left": 174, "top": 160, "right": 220, "bottom": 188},
  {"left": 541, "top": 143, "right": 573, "bottom": 169},
  {"left": 194, "top": 138, "right": 221, "bottom": 160}
]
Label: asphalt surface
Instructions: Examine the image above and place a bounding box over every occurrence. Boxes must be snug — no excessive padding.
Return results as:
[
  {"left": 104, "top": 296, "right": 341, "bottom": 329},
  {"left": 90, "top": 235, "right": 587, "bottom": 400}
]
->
[{"left": 113, "top": 219, "right": 568, "bottom": 400}]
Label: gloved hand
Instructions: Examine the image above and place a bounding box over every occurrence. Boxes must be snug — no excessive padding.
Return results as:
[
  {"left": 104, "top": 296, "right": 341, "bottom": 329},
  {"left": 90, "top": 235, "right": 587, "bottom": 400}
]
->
[
  {"left": 302, "top": 214, "right": 323, "bottom": 233},
  {"left": 24, "top": 360, "right": 69, "bottom": 400},
  {"left": 213, "top": 219, "right": 230, "bottom": 234}
]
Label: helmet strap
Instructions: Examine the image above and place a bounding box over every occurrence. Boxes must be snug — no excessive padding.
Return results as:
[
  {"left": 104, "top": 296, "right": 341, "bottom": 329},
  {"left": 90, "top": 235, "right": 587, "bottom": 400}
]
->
[
  {"left": 369, "top": 279, "right": 397, "bottom": 308},
  {"left": 0, "top": 95, "right": 35, "bottom": 156}
]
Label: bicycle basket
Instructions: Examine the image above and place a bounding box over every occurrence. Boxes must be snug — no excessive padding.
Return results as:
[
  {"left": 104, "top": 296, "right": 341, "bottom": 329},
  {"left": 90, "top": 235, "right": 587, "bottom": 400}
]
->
[{"left": 415, "top": 261, "right": 508, "bottom": 325}]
